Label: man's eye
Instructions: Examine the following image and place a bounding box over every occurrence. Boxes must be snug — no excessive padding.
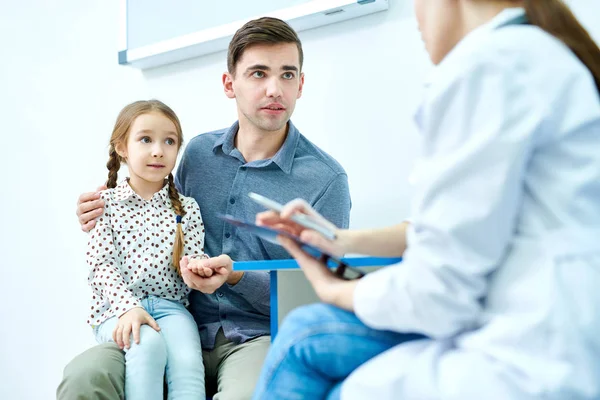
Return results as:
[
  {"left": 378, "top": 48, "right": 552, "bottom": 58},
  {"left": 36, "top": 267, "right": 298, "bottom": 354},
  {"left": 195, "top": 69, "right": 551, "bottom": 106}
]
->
[
  {"left": 141, "top": 137, "right": 151, "bottom": 143},
  {"left": 252, "top": 71, "right": 265, "bottom": 78},
  {"left": 282, "top": 72, "right": 294, "bottom": 80}
]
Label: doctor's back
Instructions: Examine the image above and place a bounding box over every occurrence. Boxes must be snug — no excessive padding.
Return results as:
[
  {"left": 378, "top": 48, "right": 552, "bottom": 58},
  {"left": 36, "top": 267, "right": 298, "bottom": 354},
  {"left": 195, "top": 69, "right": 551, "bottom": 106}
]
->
[{"left": 407, "top": 7, "right": 600, "bottom": 399}]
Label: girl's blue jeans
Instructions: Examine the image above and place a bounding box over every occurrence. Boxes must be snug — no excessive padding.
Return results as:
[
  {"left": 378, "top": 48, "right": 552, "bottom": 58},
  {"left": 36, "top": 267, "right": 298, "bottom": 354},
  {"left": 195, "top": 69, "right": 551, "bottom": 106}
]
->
[{"left": 95, "top": 296, "right": 205, "bottom": 400}]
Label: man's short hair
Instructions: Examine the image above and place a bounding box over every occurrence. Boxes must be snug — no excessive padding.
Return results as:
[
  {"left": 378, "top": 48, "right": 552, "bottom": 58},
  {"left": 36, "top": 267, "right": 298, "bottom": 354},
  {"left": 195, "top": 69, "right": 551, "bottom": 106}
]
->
[{"left": 227, "top": 17, "right": 304, "bottom": 75}]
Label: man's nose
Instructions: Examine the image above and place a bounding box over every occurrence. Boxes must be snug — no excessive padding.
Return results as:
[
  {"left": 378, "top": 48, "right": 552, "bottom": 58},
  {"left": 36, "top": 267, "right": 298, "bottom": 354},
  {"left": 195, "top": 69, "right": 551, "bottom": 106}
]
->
[{"left": 265, "top": 77, "right": 283, "bottom": 98}]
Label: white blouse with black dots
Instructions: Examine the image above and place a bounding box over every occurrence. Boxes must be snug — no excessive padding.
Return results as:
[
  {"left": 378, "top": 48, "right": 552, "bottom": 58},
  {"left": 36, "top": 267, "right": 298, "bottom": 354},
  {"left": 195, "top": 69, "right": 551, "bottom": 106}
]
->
[{"left": 86, "top": 179, "right": 206, "bottom": 327}]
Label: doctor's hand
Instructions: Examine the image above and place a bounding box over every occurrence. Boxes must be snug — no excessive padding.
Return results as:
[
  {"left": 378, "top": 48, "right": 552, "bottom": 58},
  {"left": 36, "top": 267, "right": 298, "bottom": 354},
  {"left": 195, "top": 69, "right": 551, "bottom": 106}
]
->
[
  {"left": 279, "top": 236, "right": 358, "bottom": 312},
  {"left": 180, "top": 255, "right": 233, "bottom": 294},
  {"left": 77, "top": 185, "right": 107, "bottom": 232},
  {"left": 256, "top": 198, "right": 345, "bottom": 257}
]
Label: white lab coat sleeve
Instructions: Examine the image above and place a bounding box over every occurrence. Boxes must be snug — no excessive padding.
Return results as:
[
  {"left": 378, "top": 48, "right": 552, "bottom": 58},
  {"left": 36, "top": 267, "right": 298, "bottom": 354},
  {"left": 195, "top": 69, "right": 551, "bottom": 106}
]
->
[{"left": 354, "top": 53, "right": 546, "bottom": 338}]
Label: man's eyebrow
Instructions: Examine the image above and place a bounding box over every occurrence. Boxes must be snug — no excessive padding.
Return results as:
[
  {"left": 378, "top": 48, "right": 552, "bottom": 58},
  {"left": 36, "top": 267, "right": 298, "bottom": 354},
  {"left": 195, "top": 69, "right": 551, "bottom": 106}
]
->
[
  {"left": 281, "top": 65, "right": 298, "bottom": 72},
  {"left": 245, "top": 64, "right": 270, "bottom": 73},
  {"left": 244, "top": 64, "right": 299, "bottom": 73}
]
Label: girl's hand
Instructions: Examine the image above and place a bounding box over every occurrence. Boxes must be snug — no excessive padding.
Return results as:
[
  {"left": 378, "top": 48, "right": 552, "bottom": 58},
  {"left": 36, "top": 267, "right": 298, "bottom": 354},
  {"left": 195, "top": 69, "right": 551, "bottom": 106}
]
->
[
  {"left": 182, "top": 256, "right": 216, "bottom": 278},
  {"left": 256, "top": 198, "right": 345, "bottom": 257},
  {"left": 112, "top": 307, "right": 160, "bottom": 350},
  {"left": 180, "top": 255, "right": 232, "bottom": 294}
]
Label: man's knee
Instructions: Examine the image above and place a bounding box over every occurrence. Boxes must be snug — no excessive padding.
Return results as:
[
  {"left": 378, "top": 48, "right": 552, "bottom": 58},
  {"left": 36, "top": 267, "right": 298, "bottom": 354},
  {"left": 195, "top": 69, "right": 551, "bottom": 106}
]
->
[
  {"left": 57, "top": 343, "right": 125, "bottom": 400},
  {"left": 215, "top": 336, "right": 271, "bottom": 400}
]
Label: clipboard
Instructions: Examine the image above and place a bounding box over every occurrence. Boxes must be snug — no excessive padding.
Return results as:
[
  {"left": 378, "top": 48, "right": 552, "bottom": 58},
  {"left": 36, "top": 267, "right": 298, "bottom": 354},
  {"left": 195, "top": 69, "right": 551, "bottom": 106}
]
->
[{"left": 218, "top": 214, "right": 365, "bottom": 280}]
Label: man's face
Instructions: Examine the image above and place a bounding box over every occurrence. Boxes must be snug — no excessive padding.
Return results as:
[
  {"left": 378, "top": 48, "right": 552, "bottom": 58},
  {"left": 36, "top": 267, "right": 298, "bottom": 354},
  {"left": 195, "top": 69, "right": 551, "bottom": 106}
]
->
[{"left": 223, "top": 42, "right": 304, "bottom": 134}]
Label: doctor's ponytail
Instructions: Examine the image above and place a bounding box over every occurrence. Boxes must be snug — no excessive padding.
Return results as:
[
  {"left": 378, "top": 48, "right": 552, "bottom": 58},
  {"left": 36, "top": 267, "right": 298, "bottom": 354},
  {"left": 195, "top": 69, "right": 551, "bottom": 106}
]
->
[{"left": 522, "top": 0, "right": 600, "bottom": 94}]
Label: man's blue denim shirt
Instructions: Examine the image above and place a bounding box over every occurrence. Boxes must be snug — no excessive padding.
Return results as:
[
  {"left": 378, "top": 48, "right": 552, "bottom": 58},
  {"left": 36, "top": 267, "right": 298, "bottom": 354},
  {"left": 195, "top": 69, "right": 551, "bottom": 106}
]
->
[{"left": 175, "top": 120, "right": 351, "bottom": 349}]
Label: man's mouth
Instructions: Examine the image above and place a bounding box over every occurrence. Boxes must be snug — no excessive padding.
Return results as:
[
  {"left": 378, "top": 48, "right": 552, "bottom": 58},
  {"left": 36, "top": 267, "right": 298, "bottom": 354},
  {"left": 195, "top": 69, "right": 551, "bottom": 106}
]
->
[{"left": 262, "top": 103, "right": 286, "bottom": 111}]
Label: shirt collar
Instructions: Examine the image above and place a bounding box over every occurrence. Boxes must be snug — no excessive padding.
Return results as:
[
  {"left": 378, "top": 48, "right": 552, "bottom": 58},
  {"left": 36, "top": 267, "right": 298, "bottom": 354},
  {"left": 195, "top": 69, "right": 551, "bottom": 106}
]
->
[
  {"left": 114, "top": 178, "right": 171, "bottom": 206},
  {"left": 427, "top": 8, "right": 527, "bottom": 81},
  {"left": 212, "top": 120, "right": 300, "bottom": 174}
]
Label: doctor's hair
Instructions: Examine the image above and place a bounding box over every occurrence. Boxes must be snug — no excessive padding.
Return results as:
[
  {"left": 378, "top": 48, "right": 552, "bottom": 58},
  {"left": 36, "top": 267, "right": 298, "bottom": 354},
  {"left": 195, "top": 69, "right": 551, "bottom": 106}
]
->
[
  {"left": 106, "top": 99, "right": 187, "bottom": 273},
  {"left": 227, "top": 17, "right": 304, "bottom": 76},
  {"left": 520, "top": 0, "right": 600, "bottom": 94}
]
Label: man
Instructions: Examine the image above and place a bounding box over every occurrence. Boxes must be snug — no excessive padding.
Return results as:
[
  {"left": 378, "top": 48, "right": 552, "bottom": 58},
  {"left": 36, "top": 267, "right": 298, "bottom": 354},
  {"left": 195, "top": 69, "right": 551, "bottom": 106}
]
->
[{"left": 59, "top": 17, "right": 351, "bottom": 400}]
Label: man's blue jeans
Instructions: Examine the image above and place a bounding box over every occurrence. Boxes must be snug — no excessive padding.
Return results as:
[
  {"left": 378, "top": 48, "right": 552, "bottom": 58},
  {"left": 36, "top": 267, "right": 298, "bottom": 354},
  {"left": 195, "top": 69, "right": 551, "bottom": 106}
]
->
[
  {"left": 252, "top": 303, "right": 424, "bottom": 400},
  {"left": 95, "top": 296, "right": 205, "bottom": 400}
]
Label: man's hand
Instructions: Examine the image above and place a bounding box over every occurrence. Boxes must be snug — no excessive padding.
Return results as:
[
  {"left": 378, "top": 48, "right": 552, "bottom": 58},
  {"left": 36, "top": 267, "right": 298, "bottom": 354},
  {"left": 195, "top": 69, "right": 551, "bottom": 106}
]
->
[
  {"left": 112, "top": 307, "right": 161, "bottom": 350},
  {"left": 77, "top": 185, "right": 107, "bottom": 232},
  {"left": 180, "top": 255, "right": 234, "bottom": 294}
]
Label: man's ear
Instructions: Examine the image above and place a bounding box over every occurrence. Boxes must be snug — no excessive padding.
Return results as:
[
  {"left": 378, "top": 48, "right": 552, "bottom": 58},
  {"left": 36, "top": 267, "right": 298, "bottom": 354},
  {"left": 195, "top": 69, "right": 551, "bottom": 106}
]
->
[
  {"left": 223, "top": 72, "right": 236, "bottom": 99},
  {"left": 297, "top": 72, "right": 305, "bottom": 99}
]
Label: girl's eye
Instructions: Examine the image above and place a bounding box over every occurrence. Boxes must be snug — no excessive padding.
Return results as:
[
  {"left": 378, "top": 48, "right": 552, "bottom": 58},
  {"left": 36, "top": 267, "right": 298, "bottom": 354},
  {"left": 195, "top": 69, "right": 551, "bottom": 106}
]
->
[
  {"left": 141, "top": 136, "right": 151, "bottom": 143},
  {"left": 252, "top": 71, "right": 265, "bottom": 78},
  {"left": 166, "top": 138, "right": 176, "bottom": 145}
]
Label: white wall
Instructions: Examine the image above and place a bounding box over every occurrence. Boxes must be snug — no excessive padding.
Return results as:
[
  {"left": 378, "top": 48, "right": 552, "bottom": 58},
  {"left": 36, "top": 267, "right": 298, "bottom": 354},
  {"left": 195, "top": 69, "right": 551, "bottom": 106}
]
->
[{"left": 0, "top": 1, "right": 598, "bottom": 398}]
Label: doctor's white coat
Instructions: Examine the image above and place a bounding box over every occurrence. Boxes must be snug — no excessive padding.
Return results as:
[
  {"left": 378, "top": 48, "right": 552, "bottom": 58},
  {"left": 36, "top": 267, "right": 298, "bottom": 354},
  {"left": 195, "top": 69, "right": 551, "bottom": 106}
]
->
[{"left": 345, "top": 8, "right": 600, "bottom": 400}]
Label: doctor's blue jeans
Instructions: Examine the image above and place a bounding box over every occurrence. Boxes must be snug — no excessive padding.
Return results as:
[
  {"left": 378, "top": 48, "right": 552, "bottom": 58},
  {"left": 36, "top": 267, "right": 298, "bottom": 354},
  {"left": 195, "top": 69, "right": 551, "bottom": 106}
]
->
[{"left": 252, "top": 303, "right": 425, "bottom": 400}]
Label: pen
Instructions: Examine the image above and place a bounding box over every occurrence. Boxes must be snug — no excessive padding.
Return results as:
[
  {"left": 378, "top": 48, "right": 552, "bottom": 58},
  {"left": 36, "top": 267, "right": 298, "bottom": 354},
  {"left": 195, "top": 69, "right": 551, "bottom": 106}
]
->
[{"left": 249, "top": 192, "right": 337, "bottom": 240}]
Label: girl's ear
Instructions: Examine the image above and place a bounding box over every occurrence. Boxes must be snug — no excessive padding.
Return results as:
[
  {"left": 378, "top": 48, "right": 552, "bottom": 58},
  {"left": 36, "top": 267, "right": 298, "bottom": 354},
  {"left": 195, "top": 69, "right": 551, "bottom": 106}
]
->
[{"left": 115, "top": 143, "right": 127, "bottom": 159}]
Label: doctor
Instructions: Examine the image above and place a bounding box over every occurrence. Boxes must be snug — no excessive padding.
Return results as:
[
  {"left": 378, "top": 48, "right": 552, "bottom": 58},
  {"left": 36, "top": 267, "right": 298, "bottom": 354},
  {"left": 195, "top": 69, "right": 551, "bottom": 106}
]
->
[{"left": 252, "top": 0, "right": 600, "bottom": 399}]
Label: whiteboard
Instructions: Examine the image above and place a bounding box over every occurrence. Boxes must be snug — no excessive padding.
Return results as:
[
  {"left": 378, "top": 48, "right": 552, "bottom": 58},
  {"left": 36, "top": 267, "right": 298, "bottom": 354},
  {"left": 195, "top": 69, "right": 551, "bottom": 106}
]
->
[{"left": 119, "top": 0, "right": 389, "bottom": 69}]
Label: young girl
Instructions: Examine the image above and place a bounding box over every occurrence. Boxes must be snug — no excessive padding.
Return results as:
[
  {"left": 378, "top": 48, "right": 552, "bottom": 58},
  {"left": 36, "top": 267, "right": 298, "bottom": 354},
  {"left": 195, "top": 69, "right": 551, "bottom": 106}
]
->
[
  {"left": 87, "top": 100, "right": 207, "bottom": 400},
  {"left": 253, "top": 0, "right": 600, "bottom": 399}
]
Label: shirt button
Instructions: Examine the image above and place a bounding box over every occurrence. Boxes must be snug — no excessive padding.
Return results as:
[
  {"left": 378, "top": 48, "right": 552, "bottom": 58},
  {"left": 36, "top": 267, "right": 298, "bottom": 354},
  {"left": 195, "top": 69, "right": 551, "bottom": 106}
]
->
[
  {"left": 218, "top": 292, "right": 224, "bottom": 298},
  {"left": 225, "top": 233, "right": 231, "bottom": 238},
  {"left": 229, "top": 198, "right": 235, "bottom": 204}
]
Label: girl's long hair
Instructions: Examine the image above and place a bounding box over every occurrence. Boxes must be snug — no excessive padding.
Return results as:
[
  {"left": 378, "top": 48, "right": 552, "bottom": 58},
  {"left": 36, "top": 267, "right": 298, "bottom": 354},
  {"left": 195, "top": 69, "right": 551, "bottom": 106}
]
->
[{"left": 106, "top": 100, "right": 187, "bottom": 273}]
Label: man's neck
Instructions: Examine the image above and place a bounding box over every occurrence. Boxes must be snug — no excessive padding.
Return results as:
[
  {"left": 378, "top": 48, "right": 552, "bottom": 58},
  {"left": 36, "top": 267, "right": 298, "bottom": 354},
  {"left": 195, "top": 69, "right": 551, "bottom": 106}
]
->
[{"left": 235, "top": 121, "right": 289, "bottom": 163}]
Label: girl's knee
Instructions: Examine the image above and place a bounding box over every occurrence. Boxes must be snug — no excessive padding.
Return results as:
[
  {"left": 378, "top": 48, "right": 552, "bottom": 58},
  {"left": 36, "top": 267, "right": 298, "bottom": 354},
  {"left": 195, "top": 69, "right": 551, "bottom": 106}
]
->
[
  {"left": 126, "top": 325, "right": 167, "bottom": 362},
  {"left": 168, "top": 350, "right": 204, "bottom": 373}
]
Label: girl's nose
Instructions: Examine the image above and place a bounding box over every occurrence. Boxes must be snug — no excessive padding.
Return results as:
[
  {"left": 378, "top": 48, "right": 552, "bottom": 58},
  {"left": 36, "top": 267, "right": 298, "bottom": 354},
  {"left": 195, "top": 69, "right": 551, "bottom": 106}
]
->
[{"left": 152, "top": 145, "right": 164, "bottom": 157}]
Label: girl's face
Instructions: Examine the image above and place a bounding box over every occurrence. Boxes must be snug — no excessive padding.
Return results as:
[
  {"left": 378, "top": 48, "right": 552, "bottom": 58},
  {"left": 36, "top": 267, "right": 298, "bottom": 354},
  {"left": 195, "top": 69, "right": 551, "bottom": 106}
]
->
[
  {"left": 414, "top": 0, "right": 463, "bottom": 65},
  {"left": 117, "top": 111, "right": 180, "bottom": 193}
]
